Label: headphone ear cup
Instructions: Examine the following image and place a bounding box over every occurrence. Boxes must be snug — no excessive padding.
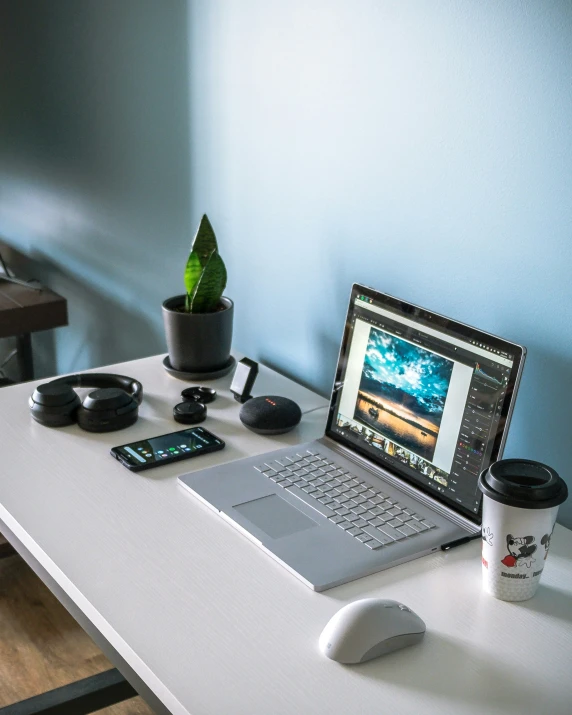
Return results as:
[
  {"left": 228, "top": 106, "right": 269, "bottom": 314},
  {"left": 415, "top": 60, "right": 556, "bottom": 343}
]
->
[
  {"left": 76, "top": 387, "right": 139, "bottom": 432},
  {"left": 29, "top": 383, "right": 81, "bottom": 427}
]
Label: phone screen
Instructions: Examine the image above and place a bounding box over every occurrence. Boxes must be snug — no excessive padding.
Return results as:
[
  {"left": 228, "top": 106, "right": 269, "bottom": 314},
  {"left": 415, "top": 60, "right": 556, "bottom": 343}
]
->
[{"left": 112, "top": 427, "right": 224, "bottom": 469}]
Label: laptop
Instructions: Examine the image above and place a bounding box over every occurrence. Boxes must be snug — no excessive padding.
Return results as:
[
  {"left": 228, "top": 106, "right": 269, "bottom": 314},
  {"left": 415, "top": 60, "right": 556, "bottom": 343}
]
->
[{"left": 179, "top": 284, "right": 526, "bottom": 591}]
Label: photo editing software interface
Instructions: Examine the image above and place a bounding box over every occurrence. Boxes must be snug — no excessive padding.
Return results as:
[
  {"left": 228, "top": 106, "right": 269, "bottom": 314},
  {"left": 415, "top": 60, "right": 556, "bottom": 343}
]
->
[{"left": 329, "top": 294, "right": 515, "bottom": 519}]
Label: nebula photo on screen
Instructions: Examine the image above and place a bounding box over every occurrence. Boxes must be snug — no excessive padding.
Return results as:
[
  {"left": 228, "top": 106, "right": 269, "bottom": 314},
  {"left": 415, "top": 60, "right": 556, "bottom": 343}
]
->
[{"left": 354, "top": 327, "right": 454, "bottom": 461}]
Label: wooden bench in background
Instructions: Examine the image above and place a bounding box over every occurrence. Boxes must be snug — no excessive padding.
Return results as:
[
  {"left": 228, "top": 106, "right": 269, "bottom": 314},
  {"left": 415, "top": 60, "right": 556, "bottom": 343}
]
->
[{"left": 0, "top": 271, "right": 67, "bottom": 382}]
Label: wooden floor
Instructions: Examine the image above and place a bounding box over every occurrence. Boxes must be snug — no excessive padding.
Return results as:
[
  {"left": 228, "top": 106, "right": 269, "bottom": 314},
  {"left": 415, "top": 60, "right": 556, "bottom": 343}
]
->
[{"left": 0, "top": 544, "right": 155, "bottom": 713}]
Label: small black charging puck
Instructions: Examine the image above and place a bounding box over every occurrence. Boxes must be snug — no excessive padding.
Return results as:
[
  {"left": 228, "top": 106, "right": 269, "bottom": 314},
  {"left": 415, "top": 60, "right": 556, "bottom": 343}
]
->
[
  {"left": 181, "top": 386, "right": 217, "bottom": 404},
  {"left": 173, "top": 401, "right": 207, "bottom": 424}
]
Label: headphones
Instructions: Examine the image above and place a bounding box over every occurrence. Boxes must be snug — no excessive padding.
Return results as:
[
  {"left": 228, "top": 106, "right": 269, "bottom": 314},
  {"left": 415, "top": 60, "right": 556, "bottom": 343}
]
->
[{"left": 29, "top": 373, "right": 143, "bottom": 433}]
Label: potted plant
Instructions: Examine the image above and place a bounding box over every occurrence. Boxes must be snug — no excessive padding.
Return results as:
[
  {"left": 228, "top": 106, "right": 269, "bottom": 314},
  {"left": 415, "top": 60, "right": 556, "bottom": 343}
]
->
[{"left": 162, "top": 214, "right": 234, "bottom": 376}]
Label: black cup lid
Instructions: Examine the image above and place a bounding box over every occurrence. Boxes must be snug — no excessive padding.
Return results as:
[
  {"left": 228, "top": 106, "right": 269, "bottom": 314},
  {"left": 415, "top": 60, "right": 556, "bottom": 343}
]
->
[{"left": 479, "top": 459, "right": 568, "bottom": 510}]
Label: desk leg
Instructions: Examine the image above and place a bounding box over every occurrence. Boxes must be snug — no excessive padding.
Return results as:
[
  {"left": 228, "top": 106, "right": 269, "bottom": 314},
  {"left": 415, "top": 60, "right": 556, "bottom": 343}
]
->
[
  {"left": 15, "top": 334, "right": 34, "bottom": 382},
  {"left": 0, "top": 668, "right": 137, "bottom": 715},
  {"left": 0, "top": 518, "right": 172, "bottom": 715}
]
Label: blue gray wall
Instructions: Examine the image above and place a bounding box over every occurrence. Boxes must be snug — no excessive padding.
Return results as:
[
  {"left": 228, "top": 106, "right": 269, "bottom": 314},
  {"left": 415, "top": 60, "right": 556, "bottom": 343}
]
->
[
  {"left": 1, "top": 1, "right": 571, "bottom": 525},
  {"left": 0, "top": 1, "right": 192, "bottom": 373}
]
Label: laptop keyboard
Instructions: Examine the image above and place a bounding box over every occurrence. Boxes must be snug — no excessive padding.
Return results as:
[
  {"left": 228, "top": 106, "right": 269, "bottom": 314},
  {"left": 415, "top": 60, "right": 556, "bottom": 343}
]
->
[{"left": 254, "top": 449, "right": 437, "bottom": 550}]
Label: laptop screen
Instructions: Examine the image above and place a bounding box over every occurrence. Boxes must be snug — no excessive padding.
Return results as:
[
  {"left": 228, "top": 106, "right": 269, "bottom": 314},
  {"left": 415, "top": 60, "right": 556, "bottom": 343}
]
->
[{"left": 326, "top": 285, "right": 525, "bottom": 524}]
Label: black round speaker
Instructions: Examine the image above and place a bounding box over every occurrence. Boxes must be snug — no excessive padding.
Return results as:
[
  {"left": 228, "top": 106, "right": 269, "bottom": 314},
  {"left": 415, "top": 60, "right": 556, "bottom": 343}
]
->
[
  {"left": 239, "top": 395, "right": 302, "bottom": 435},
  {"left": 173, "top": 401, "right": 207, "bottom": 425}
]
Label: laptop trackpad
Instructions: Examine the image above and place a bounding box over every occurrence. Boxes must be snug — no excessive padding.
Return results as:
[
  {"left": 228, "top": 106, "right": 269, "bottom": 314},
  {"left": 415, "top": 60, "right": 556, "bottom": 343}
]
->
[{"left": 232, "top": 494, "right": 318, "bottom": 539}]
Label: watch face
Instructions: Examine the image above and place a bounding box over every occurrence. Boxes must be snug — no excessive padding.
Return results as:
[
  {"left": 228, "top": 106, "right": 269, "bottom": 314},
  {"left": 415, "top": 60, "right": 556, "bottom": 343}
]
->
[
  {"left": 231, "top": 360, "right": 258, "bottom": 397},
  {"left": 232, "top": 362, "right": 250, "bottom": 388}
]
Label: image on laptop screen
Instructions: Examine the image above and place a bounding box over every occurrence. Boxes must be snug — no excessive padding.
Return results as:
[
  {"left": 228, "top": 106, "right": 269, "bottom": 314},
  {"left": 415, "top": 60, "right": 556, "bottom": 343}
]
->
[{"left": 326, "top": 285, "right": 525, "bottom": 523}]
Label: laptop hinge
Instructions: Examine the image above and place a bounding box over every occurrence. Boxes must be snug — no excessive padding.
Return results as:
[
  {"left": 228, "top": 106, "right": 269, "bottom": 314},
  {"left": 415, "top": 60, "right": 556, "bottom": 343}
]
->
[{"left": 319, "top": 436, "right": 479, "bottom": 532}]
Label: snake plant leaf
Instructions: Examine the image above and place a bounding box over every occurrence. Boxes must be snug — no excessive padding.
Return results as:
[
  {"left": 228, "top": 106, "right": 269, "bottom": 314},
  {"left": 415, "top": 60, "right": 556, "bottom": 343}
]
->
[
  {"left": 191, "top": 214, "right": 218, "bottom": 267},
  {"left": 190, "top": 249, "right": 227, "bottom": 313},
  {"left": 184, "top": 249, "right": 203, "bottom": 308}
]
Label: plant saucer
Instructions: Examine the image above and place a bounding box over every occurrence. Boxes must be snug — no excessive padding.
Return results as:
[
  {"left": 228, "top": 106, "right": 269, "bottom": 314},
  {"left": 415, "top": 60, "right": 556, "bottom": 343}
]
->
[{"left": 162, "top": 355, "right": 236, "bottom": 381}]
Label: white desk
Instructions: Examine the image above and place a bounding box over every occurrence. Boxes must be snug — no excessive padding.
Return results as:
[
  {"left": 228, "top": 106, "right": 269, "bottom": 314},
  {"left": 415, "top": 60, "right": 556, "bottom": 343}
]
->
[{"left": 0, "top": 354, "right": 571, "bottom": 715}]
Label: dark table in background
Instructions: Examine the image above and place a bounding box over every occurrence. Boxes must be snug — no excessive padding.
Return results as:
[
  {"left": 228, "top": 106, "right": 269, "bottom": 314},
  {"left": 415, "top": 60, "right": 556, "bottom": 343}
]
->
[{"left": 0, "top": 279, "right": 68, "bottom": 381}]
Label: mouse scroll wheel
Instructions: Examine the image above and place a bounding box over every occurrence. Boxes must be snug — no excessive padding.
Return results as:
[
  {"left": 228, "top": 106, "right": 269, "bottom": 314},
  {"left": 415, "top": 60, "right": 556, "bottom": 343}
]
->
[{"left": 398, "top": 605, "right": 411, "bottom": 612}]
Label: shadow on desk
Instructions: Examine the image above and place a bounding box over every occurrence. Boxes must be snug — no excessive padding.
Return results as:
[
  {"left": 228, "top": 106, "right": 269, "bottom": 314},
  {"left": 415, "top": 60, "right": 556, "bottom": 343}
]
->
[
  {"left": 328, "top": 546, "right": 461, "bottom": 603},
  {"left": 514, "top": 532, "right": 572, "bottom": 625},
  {"left": 357, "top": 631, "right": 569, "bottom": 714},
  {"left": 515, "top": 585, "right": 572, "bottom": 626}
]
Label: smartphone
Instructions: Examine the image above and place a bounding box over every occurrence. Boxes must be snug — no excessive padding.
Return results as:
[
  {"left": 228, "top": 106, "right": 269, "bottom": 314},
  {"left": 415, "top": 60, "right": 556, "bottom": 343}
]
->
[{"left": 110, "top": 426, "right": 225, "bottom": 472}]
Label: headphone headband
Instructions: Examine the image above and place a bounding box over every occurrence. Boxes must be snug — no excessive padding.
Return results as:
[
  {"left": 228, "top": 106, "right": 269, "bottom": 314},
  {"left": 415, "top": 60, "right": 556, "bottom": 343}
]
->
[{"left": 48, "top": 373, "right": 143, "bottom": 404}]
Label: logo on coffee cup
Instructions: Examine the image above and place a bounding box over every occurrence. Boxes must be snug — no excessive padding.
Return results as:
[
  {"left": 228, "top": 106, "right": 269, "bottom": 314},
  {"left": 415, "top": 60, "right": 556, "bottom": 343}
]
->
[
  {"left": 501, "top": 534, "right": 536, "bottom": 568},
  {"left": 541, "top": 528, "right": 554, "bottom": 560},
  {"left": 481, "top": 526, "right": 493, "bottom": 546}
]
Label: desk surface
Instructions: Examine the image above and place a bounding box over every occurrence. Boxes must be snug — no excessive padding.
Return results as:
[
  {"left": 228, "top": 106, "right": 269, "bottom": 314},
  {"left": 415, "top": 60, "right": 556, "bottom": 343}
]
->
[{"left": 1, "top": 355, "right": 571, "bottom": 715}]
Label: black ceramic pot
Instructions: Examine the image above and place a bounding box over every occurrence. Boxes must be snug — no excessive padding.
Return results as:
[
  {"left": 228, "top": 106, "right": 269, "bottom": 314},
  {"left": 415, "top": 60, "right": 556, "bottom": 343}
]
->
[{"left": 162, "top": 295, "right": 234, "bottom": 373}]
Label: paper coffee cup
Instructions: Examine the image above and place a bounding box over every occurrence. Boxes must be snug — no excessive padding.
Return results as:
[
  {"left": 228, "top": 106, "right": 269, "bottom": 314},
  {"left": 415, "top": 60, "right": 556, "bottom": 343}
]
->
[{"left": 479, "top": 459, "right": 567, "bottom": 602}]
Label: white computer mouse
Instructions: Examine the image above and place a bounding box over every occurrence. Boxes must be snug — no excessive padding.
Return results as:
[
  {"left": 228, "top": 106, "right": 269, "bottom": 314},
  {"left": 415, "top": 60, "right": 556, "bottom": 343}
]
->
[{"left": 319, "top": 598, "right": 426, "bottom": 664}]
